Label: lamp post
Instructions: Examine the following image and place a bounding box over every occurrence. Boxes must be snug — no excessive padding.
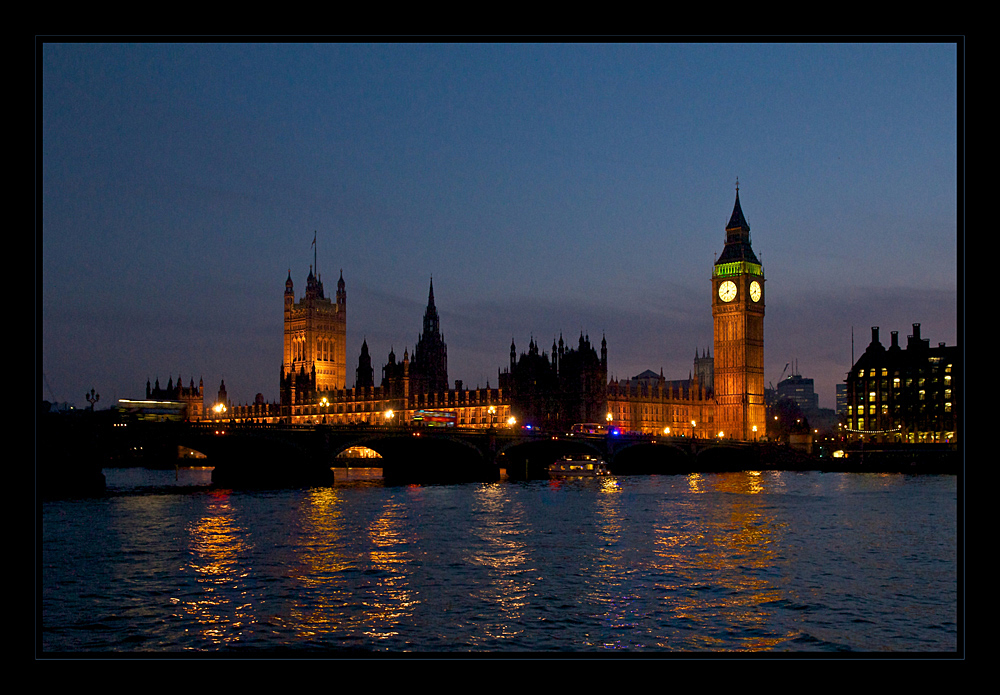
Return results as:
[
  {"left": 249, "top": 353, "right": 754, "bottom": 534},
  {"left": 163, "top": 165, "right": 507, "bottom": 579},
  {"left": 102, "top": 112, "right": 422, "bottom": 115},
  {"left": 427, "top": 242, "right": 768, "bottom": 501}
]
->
[{"left": 86, "top": 388, "right": 99, "bottom": 411}]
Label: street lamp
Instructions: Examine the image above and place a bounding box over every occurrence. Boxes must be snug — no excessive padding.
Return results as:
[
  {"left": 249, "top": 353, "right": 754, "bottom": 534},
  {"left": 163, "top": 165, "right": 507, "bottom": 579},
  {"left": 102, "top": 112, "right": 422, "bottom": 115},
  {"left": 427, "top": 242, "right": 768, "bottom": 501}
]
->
[
  {"left": 384, "top": 409, "right": 394, "bottom": 426},
  {"left": 488, "top": 405, "right": 496, "bottom": 428}
]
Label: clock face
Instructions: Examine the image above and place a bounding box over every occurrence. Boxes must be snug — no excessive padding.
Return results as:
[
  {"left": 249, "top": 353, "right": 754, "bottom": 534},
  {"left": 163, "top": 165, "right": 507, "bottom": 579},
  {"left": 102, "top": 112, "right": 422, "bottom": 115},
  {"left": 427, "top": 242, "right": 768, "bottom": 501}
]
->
[
  {"left": 750, "top": 281, "right": 761, "bottom": 302},
  {"left": 719, "top": 280, "right": 737, "bottom": 302}
]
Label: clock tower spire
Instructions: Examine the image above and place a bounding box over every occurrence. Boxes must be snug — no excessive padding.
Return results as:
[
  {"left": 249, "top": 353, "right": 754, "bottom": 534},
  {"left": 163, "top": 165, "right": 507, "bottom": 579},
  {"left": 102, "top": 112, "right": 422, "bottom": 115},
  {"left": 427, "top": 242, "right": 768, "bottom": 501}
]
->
[{"left": 712, "top": 185, "right": 765, "bottom": 441}]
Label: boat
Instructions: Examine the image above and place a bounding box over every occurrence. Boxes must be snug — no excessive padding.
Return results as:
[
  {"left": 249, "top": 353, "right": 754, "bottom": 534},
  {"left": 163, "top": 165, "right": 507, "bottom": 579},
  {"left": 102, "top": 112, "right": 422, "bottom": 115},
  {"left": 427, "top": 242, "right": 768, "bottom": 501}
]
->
[{"left": 548, "top": 453, "right": 610, "bottom": 477}]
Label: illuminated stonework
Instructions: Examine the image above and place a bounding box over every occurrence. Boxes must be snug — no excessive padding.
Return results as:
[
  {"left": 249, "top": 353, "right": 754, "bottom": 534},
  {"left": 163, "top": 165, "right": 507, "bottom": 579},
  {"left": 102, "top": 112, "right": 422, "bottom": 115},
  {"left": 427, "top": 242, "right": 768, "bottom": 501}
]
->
[
  {"left": 282, "top": 265, "right": 347, "bottom": 403},
  {"left": 712, "top": 189, "right": 765, "bottom": 441}
]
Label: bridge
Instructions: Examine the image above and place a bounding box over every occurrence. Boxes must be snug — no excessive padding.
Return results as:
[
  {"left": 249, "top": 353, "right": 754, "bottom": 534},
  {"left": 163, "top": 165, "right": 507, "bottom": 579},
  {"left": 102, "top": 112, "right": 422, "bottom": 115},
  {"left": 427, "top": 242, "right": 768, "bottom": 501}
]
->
[
  {"left": 39, "top": 411, "right": 958, "bottom": 496},
  {"left": 97, "top": 420, "right": 777, "bottom": 486}
]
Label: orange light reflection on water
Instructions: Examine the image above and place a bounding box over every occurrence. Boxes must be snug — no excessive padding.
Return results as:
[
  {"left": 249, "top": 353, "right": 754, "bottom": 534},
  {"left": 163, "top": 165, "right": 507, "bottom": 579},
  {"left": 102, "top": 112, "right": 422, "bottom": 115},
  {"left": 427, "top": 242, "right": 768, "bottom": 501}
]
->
[{"left": 651, "top": 471, "right": 797, "bottom": 650}]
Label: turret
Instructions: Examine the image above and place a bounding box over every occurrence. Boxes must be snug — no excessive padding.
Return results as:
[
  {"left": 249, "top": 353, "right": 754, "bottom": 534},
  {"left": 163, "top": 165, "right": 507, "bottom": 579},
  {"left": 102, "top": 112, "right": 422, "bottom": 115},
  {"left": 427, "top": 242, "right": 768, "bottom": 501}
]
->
[{"left": 356, "top": 338, "right": 374, "bottom": 389}]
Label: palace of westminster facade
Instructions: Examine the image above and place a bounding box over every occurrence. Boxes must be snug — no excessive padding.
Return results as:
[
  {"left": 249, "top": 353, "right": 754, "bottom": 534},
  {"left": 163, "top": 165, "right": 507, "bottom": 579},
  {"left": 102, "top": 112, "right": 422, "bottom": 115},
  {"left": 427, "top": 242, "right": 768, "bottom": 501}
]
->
[
  {"left": 144, "top": 188, "right": 959, "bottom": 444},
  {"left": 205, "top": 191, "right": 773, "bottom": 441}
]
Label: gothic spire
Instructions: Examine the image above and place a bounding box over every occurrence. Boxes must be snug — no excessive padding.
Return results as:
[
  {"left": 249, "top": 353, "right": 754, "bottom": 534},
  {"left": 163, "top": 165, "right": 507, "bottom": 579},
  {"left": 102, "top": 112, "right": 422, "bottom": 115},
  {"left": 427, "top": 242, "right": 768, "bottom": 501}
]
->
[
  {"left": 717, "top": 184, "right": 759, "bottom": 265},
  {"left": 422, "top": 277, "right": 440, "bottom": 336},
  {"left": 726, "top": 187, "right": 750, "bottom": 236}
]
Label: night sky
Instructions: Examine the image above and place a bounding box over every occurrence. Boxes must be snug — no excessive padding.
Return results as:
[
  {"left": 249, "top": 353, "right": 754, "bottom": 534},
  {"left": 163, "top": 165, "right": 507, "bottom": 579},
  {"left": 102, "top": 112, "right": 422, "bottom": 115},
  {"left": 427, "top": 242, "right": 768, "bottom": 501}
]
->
[{"left": 41, "top": 42, "right": 960, "bottom": 411}]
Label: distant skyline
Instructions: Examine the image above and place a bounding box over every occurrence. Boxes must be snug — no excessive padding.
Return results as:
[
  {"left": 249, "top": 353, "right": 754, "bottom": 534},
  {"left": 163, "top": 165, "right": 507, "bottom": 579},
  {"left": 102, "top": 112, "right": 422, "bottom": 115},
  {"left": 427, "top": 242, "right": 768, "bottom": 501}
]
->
[{"left": 41, "top": 41, "right": 961, "bottom": 411}]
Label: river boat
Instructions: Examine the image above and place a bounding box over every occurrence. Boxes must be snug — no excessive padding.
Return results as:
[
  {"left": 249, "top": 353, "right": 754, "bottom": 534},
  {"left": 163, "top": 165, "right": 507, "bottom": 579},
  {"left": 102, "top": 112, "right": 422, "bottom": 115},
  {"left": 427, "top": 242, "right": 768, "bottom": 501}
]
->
[{"left": 548, "top": 453, "right": 609, "bottom": 477}]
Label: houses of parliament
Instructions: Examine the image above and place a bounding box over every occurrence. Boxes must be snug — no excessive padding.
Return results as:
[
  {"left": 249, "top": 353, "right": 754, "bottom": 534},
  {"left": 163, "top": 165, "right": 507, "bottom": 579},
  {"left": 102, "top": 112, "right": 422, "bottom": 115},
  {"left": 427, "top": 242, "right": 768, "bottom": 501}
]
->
[{"left": 223, "top": 191, "right": 768, "bottom": 441}]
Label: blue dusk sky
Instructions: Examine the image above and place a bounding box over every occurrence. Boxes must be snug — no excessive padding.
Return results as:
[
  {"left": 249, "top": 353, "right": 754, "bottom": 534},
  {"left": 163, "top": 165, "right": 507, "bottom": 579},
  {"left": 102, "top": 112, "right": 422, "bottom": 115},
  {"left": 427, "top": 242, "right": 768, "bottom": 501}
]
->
[{"left": 40, "top": 41, "right": 961, "bottom": 411}]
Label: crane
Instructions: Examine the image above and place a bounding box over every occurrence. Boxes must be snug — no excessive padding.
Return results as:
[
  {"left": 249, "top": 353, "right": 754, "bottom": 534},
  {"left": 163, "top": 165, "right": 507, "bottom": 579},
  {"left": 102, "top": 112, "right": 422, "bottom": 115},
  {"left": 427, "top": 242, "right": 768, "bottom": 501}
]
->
[{"left": 769, "top": 363, "right": 790, "bottom": 392}]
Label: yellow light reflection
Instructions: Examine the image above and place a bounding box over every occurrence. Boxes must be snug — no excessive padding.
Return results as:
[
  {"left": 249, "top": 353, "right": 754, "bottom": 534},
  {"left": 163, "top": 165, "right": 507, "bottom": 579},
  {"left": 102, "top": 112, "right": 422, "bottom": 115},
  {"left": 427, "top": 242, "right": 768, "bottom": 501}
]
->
[
  {"left": 173, "top": 490, "right": 256, "bottom": 647},
  {"left": 464, "top": 482, "right": 532, "bottom": 645},
  {"left": 650, "top": 472, "right": 796, "bottom": 650}
]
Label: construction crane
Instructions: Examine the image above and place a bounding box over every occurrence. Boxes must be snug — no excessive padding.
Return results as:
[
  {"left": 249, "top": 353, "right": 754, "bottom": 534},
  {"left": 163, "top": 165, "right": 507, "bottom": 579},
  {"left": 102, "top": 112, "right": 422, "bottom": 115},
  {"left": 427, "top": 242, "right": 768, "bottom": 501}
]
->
[{"left": 769, "top": 363, "right": 790, "bottom": 392}]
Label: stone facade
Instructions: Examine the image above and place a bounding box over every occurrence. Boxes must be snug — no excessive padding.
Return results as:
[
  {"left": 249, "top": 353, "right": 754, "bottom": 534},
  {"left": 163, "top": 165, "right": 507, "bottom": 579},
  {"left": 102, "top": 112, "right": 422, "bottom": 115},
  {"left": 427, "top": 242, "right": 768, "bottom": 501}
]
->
[
  {"left": 281, "top": 266, "right": 347, "bottom": 407},
  {"left": 712, "top": 189, "right": 766, "bottom": 440}
]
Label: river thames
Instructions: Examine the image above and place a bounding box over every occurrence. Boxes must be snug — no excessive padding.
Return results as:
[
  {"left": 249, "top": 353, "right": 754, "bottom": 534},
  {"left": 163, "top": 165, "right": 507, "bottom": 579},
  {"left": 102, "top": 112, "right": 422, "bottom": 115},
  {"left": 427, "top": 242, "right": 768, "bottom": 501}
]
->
[{"left": 40, "top": 467, "right": 959, "bottom": 655}]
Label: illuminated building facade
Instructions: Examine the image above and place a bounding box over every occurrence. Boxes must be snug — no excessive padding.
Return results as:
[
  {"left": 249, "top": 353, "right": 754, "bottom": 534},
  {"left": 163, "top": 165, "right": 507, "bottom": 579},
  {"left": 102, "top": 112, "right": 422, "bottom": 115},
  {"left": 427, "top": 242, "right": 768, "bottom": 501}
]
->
[
  {"left": 845, "top": 324, "right": 959, "bottom": 443},
  {"left": 281, "top": 265, "right": 347, "bottom": 407},
  {"left": 606, "top": 362, "right": 715, "bottom": 437},
  {"left": 231, "top": 279, "right": 509, "bottom": 427},
  {"left": 712, "top": 188, "right": 766, "bottom": 441}
]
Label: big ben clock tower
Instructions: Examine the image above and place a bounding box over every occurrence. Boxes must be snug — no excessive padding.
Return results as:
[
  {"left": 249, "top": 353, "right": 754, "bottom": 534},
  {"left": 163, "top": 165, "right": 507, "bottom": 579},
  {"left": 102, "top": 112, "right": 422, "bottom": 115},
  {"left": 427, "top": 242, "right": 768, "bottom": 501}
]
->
[{"left": 712, "top": 184, "right": 765, "bottom": 441}]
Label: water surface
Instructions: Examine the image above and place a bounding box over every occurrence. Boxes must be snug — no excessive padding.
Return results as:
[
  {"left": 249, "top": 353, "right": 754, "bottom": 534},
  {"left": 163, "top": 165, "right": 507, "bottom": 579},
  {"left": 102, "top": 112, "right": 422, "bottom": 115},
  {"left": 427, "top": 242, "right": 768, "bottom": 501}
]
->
[{"left": 41, "top": 468, "right": 958, "bottom": 654}]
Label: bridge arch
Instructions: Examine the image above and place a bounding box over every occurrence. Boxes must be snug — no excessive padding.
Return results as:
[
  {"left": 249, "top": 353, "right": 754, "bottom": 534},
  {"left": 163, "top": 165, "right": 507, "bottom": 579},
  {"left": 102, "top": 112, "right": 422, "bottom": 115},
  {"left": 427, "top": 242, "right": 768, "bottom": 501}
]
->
[
  {"left": 496, "top": 437, "right": 604, "bottom": 480},
  {"left": 326, "top": 430, "right": 497, "bottom": 484},
  {"left": 608, "top": 440, "right": 695, "bottom": 474},
  {"left": 694, "top": 443, "right": 761, "bottom": 471}
]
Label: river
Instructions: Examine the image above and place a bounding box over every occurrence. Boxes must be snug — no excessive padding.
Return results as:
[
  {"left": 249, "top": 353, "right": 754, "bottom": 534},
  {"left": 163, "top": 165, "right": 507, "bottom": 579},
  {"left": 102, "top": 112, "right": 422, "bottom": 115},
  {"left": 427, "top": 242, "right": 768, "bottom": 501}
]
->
[{"left": 40, "top": 466, "right": 959, "bottom": 655}]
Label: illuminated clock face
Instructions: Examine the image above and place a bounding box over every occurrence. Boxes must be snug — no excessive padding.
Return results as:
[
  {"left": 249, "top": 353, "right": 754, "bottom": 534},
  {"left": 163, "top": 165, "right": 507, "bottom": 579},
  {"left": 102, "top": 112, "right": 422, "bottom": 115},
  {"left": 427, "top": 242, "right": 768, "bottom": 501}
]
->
[
  {"left": 750, "top": 281, "right": 761, "bottom": 302},
  {"left": 718, "top": 280, "right": 737, "bottom": 302}
]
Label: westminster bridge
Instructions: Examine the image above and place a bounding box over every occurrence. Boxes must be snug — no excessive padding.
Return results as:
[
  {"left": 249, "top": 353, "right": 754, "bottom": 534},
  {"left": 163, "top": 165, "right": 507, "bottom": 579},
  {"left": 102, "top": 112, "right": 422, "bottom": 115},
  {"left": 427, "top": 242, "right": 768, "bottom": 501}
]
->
[
  {"left": 40, "top": 413, "right": 959, "bottom": 495},
  {"left": 44, "top": 417, "right": 779, "bottom": 488}
]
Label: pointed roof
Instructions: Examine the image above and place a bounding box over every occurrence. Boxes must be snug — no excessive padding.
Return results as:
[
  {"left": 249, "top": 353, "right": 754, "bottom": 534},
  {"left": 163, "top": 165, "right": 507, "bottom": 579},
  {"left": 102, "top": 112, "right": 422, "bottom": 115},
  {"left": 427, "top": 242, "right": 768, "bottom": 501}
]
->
[
  {"left": 716, "top": 187, "right": 760, "bottom": 266},
  {"left": 726, "top": 190, "right": 750, "bottom": 234}
]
